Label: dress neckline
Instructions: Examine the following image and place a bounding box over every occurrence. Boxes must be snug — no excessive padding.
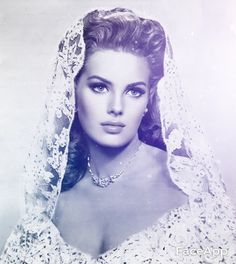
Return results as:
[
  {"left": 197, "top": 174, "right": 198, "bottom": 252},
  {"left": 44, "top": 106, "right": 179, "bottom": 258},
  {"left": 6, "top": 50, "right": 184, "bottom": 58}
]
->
[{"left": 49, "top": 200, "right": 190, "bottom": 261}]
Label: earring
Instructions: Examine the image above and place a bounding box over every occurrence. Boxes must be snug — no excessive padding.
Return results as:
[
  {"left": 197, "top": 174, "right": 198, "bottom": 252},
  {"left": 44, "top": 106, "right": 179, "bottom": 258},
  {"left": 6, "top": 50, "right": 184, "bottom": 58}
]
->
[{"left": 142, "top": 108, "right": 148, "bottom": 117}]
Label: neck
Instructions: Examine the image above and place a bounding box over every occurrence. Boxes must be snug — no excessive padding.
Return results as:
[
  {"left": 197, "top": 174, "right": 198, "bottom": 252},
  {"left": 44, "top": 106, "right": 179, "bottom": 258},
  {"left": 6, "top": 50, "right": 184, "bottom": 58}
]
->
[{"left": 86, "top": 135, "right": 142, "bottom": 180}]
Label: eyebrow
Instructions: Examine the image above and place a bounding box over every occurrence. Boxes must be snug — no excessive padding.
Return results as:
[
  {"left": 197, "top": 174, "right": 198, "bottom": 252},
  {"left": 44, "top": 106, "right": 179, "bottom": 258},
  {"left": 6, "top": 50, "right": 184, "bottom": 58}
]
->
[
  {"left": 87, "top": 75, "right": 147, "bottom": 88},
  {"left": 87, "top": 75, "right": 112, "bottom": 85}
]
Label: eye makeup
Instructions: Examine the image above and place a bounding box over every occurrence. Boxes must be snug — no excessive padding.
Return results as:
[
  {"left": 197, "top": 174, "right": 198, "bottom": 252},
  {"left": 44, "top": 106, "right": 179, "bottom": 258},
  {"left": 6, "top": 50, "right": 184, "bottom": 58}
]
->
[
  {"left": 126, "top": 87, "right": 146, "bottom": 98},
  {"left": 86, "top": 75, "right": 147, "bottom": 97},
  {"left": 88, "top": 82, "right": 109, "bottom": 94}
]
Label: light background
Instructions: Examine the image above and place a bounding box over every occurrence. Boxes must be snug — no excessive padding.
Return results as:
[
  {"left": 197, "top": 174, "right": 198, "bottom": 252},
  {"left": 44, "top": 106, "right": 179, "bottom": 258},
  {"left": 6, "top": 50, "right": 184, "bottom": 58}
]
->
[{"left": 0, "top": 0, "right": 236, "bottom": 252}]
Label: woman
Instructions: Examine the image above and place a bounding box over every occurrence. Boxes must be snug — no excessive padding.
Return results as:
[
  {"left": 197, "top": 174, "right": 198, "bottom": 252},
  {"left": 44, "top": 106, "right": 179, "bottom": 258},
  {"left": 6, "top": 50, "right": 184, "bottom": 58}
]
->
[{"left": 1, "top": 7, "right": 236, "bottom": 264}]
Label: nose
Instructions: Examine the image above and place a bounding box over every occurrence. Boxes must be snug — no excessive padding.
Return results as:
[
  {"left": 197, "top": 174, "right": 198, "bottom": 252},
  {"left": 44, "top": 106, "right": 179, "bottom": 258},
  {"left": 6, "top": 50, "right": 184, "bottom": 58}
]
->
[{"left": 107, "top": 92, "right": 123, "bottom": 116}]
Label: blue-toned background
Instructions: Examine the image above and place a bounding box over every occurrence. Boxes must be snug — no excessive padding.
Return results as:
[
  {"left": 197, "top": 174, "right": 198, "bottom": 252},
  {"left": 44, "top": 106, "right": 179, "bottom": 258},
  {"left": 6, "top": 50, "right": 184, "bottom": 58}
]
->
[{"left": 0, "top": 0, "right": 236, "bottom": 252}]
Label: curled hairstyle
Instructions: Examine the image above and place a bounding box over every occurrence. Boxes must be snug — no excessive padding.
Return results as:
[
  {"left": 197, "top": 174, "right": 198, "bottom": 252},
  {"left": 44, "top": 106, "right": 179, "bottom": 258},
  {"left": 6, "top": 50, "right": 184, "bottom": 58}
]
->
[{"left": 61, "top": 8, "right": 166, "bottom": 191}]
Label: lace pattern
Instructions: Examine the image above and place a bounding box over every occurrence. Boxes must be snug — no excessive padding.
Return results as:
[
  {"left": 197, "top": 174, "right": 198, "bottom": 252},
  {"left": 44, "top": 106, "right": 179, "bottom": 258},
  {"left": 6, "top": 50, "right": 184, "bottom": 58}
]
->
[
  {"left": 1, "top": 199, "right": 236, "bottom": 263},
  {"left": 1, "top": 15, "right": 236, "bottom": 264},
  {"left": 24, "top": 19, "right": 85, "bottom": 219}
]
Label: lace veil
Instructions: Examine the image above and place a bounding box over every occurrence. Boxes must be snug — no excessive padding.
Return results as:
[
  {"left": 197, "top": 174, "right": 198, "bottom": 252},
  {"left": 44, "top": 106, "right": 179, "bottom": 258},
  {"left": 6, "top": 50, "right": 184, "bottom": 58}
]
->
[{"left": 3, "top": 9, "right": 235, "bottom": 258}]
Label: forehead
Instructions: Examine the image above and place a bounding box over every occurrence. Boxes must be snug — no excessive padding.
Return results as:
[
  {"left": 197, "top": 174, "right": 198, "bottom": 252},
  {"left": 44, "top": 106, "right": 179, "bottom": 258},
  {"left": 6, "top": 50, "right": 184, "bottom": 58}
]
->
[{"left": 84, "top": 49, "right": 150, "bottom": 83}]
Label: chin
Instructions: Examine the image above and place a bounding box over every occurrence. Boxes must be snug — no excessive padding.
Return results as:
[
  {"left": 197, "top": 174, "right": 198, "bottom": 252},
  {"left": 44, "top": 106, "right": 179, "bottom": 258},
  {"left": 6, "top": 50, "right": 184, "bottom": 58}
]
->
[{"left": 93, "top": 135, "right": 132, "bottom": 149}]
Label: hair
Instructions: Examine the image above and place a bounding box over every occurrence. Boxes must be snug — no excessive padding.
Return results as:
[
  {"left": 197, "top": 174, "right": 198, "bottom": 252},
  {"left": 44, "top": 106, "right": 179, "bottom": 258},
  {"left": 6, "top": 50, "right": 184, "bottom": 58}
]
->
[{"left": 61, "top": 7, "right": 166, "bottom": 192}]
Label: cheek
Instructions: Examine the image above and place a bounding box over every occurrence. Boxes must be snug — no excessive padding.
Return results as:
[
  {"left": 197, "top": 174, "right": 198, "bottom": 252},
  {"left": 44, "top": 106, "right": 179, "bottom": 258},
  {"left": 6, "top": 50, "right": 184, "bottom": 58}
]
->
[
  {"left": 76, "top": 92, "right": 93, "bottom": 129},
  {"left": 76, "top": 90, "right": 94, "bottom": 116},
  {"left": 127, "top": 97, "right": 148, "bottom": 120},
  {"left": 130, "top": 109, "right": 144, "bottom": 122},
  {"left": 76, "top": 91, "right": 106, "bottom": 128}
]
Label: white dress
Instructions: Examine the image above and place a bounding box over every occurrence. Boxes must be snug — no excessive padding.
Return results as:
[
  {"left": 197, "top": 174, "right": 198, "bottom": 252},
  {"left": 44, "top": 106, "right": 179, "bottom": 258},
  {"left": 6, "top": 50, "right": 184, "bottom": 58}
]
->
[
  {"left": 1, "top": 15, "right": 236, "bottom": 264},
  {"left": 1, "top": 192, "right": 236, "bottom": 264}
]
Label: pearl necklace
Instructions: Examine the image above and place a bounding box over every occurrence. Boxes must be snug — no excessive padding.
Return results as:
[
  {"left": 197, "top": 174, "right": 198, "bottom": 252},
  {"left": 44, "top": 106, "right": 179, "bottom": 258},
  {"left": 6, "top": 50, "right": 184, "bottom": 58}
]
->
[{"left": 87, "top": 143, "right": 142, "bottom": 188}]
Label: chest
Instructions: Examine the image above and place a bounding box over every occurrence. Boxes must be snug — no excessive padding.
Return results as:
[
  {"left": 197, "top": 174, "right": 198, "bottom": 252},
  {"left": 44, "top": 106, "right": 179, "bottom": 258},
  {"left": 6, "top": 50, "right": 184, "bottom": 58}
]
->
[{"left": 53, "top": 180, "right": 187, "bottom": 258}]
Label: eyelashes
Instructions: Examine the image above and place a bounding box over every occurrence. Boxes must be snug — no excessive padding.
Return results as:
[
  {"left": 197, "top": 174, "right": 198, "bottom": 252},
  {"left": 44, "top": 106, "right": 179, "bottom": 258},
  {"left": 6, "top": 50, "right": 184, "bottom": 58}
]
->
[
  {"left": 88, "top": 82, "right": 108, "bottom": 94},
  {"left": 87, "top": 82, "right": 146, "bottom": 98},
  {"left": 126, "top": 87, "right": 146, "bottom": 98}
]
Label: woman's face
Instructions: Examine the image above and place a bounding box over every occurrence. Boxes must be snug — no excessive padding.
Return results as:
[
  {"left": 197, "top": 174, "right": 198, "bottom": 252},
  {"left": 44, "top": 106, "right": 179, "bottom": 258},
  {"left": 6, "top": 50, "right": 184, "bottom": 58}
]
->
[{"left": 75, "top": 49, "right": 150, "bottom": 148}]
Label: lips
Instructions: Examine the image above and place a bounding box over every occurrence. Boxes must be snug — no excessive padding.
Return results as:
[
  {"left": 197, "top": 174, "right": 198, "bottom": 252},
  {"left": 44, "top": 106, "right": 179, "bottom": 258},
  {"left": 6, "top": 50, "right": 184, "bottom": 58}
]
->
[
  {"left": 101, "top": 121, "right": 125, "bottom": 127},
  {"left": 101, "top": 121, "right": 125, "bottom": 134}
]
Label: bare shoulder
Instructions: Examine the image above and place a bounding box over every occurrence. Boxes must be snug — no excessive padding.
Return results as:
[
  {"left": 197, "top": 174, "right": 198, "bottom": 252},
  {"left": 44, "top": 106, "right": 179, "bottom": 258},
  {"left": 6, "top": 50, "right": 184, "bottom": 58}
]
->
[
  {"left": 140, "top": 143, "right": 167, "bottom": 163},
  {"left": 139, "top": 142, "right": 188, "bottom": 204},
  {"left": 139, "top": 143, "right": 168, "bottom": 176}
]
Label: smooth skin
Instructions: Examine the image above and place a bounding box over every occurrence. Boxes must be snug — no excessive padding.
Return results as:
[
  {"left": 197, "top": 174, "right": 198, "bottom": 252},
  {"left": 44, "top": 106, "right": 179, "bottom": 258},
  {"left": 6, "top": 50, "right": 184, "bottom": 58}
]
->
[
  {"left": 53, "top": 50, "right": 188, "bottom": 258},
  {"left": 75, "top": 50, "right": 150, "bottom": 148}
]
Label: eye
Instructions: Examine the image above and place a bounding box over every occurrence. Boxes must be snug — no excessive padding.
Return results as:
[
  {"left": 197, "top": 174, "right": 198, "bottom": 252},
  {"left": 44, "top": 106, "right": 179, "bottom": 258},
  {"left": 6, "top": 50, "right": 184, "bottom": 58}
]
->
[
  {"left": 126, "top": 88, "right": 145, "bottom": 98},
  {"left": 88, "top": 82, "right": 109, "bottom": 94}
]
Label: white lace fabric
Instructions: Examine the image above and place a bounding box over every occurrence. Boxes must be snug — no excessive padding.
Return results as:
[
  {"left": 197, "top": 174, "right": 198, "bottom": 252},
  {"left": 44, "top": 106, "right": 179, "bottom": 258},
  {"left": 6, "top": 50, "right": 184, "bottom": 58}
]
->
[{"left": 1, "top": 16, "right": 236, "bottom": 264}]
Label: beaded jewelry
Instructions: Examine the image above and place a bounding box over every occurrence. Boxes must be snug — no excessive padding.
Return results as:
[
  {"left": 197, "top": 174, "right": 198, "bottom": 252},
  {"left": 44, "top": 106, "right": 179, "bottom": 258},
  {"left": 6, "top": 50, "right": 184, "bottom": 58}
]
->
[{"left": 87, "top": 143, "right": 142, "bottom": 187}]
